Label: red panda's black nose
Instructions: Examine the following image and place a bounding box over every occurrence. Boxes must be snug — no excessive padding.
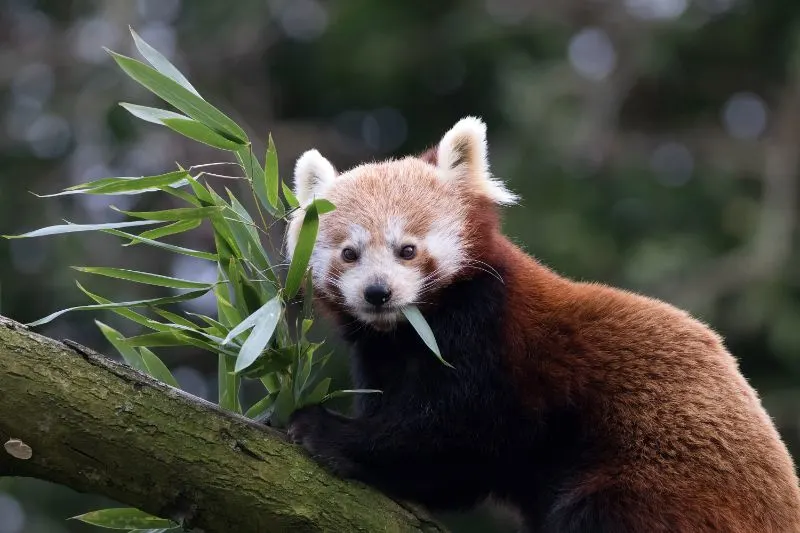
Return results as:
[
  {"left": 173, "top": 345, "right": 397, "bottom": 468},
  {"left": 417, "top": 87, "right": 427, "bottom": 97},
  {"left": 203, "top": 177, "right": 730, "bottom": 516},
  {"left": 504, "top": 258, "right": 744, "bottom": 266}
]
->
[{"left": 364, "top": 284, "right": 392, "bottom": 307}]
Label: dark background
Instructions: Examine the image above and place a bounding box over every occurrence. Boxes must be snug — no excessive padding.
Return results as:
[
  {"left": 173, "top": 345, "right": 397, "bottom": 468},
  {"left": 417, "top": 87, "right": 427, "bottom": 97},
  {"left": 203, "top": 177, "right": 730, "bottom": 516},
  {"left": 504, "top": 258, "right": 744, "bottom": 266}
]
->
[{"left": 1, "top": 0, "right": 799, "bottom": 532}]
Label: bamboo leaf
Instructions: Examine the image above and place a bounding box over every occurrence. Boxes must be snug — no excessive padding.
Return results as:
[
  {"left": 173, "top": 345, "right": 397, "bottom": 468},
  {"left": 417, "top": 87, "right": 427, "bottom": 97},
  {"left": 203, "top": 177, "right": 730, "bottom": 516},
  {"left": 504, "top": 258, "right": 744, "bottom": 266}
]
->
[
  {"left": 269, "top": 379, "right": 296, "bottom": 428},
  {"left": 135, "top": 219, "right": 201, "bottom": 242},
  {"left": 116, "top": 206, "right": 223, "bottom": 221},
  {"left": 73, "top": 266, "right": 212, "bottom": 289},
  {"left": 86, "top": 171, "right": 190, "bottom": 195},
  {"left": 125, "top": 332, "right": 187, "bottom": 348},
  {"left": 162, "top": 118, "right": 243, "bottom": 150},
  {"left": 120, "top": 103, "right": 187, "bottom": 125},
  {"left": 321, "top": 389, "right": 383, "bottom": 403},
  {"left": 264, "top": 134, "right": 280, "bottom": 209},
  {"left": 96, "top": 321, "right": 147, "bottom": 374},
  {"left": 77, "top": 283, "right": 167, "bottom": 332},
  {"left": 139, "top": 347, "right": 180, "bottom": 388},
  {"left": 71, "top": 508, "right": 176, "bottom": 529},
  {"left": 130, "top": 27, "right": 199, "bottom": 96},
  {"left": 27, "top": 288, "right": 210, "bottom": 327},
  {"left": 401, "top": 306, "right": 453, "bottom": 368},
  {"left": 244, "top": 392, "right": 278, "bottom": 421},
  {"left": 234, "top": 297, "right": 282, "bottom": 373},
  {"left": 301, "top": 377, "right": 332, "bottom": 406},
  {"left": 236, "top": 147, "right": 279, "bottom": 216},
  {"left": 315, "top": 199, "right": 336, "bottom": 214},
  {"left": 282, "top": 181, "right": 299, "bottom": 208},
  {"left": 222, "top": 295, "right": 280, "bottom": 345},
  {"left": 218, "top": 354, "right": 241, "bottom": 413},
  {"left": 5, "top": 220, "right": 160, "bottom": 239},
  {"left": 107, "top": 50, "right": 247, "bottom": 144},
  {"left": 152, "top": 308, "right": 199, "bottom": 329},
  {"left": 106, "top": 229, "right": 218, "bottom": 261},
  {"left": 284, "top": 201, "right": 319, "bottom": 298}
]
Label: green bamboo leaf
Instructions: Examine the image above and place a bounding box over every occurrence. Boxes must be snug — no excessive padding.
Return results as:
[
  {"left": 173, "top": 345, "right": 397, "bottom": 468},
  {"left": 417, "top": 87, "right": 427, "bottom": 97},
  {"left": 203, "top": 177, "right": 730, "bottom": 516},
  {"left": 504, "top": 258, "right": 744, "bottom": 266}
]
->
[
  {"left": 106, "top": 229, "right": 217, "bottom": 261},
  {"left": 244, "top": 392, "right": 278, "bottom": 420},
  {"left": 282, "top": 181, "right": 299, "bottom": 208},
  {"left": 77, "top": 283, "right": 167, "bottom": 332},
  {"left": 186, "top": 312, "right": 229, "bottom": 335},
  {"left": 284, "top": 201, "right": 319, "bottom": 298},
  {"left": 401, "top": 306, "right": 453, "bottom": 368},
  {"left": 135, "top": 219, "right": 201, "bottom": 242},
  {"left": 139, "top": 347, "right": 180, "bottom": 388},
  {"left": 226, "top": 190, "right": 275, "bottom": 280},
  {"left": 130, "top": 27, "right": 199, "bottom": 96},
  {"left": 264, "top": 134, "right": 280, "bottom": 209},
  {"left": 152, "top": 308, "right": 199, "bottom": 329},
  {"left": 71, "top": 508, "right": 177, "bottom": 529},
  {"left": 120, "top": 103, "right": 187, "bottom": 125},
  {"left": 218, "top": 354, "right": 241, "bottom": 413},
  {"left": 213, "top": 273, "right": 241, "bottom": 327},
  {"left": 315, "top": 199, "right": 336, "bottom": 214},
  {"left": 116, "top": 205, "right": 223, "bottom": 221},
  {"left": 72, "top": 266, "right": 212, "bottom": 290},
  {"left": 235, "top": 297, "right": 282, "bottom": 373},
  {"left": 27, "top": 288, "right": 210, "bottom": 327},
  {"left": 125, "top": 332, "right": 184, "bottom": 347},
  {"left": 321, "top": 389, "right": 383, "bottom": 403},
  {"left": 269, "top": 379, "right": 296, "bottom": 428},
  {"left": 236, "top": 147, "right": 279, "bottom": 217},
  {"left": 107, "top": 50, "right": 247, "bottom": 143},
  {"left": 221, "top": 295, "right": 279, "bottom": 345},
  {"left": 301, "top": 377, "right": 332, "bottom": 406},
  {"left": 158, "top": 184, "right": 202, "bottom": 206},
  {"left": 302, "top": 268, "right": 315, "bottom": 319},
  {"left": 162, "top": 118, "right": 243, "bottom": 150},
  {"left": 86, "top": 171, "right": 190, "bottom": 195},
  {"left": 96, "top": 321, "right": 147, "bottom": 374},
  {"left": 238, "top": 347, "right": 295, "bottom": 378},
  {"left": 5, "top": 220, "right": 160, "bottom": 239}
]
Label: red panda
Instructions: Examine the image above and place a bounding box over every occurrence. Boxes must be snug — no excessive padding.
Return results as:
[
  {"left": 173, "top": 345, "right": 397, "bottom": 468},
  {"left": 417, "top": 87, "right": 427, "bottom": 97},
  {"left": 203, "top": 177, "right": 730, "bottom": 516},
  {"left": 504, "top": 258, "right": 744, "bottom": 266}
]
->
[{"left": 284, "top": 117, "right": 800, "bottom": 532}]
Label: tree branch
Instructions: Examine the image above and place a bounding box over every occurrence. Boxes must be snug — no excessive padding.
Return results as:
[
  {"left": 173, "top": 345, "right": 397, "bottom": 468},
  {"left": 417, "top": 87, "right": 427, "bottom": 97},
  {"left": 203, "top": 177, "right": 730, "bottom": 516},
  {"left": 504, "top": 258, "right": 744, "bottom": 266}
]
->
[{"left": 0, "top": 316, "right": 446, "bottom": 533}]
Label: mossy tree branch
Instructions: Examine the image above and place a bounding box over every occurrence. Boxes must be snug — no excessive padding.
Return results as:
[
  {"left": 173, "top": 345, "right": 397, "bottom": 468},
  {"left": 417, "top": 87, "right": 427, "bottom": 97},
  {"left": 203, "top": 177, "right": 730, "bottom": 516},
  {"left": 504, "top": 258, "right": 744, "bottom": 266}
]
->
[{"left": 0, "top": 316, "right": 445, "bottom": 533}]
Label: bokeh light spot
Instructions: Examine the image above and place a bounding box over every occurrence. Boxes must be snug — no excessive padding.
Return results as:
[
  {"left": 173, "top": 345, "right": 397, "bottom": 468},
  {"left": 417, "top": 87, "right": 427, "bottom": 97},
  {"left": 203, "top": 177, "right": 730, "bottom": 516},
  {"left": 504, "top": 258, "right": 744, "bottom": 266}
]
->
[
  {"left": 722, "top": 92, "right": 768, "bottom": 140},
  {"left": 568, "top": 28, "right": 616, "bottom": 81}
]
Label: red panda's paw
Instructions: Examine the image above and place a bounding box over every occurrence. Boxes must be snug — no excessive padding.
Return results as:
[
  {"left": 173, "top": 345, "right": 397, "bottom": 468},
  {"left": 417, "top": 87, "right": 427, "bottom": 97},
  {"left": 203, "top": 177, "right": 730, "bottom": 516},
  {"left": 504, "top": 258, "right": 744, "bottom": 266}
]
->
[
  {"left": 287, "top": 404, "right": 328, "bottom": 445},
  {"left": 287, "top": 405, "right": 358, "bottom": 478}
]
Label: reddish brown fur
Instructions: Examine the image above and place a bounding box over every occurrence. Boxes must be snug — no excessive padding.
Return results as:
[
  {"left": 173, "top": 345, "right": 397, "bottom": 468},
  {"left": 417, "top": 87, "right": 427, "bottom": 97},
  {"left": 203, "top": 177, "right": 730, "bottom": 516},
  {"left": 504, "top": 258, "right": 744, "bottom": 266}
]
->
[{"left": 478, "top": 225, "right": 800, "bottom": 532}]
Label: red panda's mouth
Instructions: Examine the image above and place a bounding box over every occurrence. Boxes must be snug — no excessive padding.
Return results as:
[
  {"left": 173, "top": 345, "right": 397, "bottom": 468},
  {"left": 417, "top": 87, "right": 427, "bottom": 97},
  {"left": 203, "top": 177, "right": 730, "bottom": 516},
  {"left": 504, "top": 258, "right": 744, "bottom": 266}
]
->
[{"left": 357, "top": 305, "right": 404, "bottom": 325}]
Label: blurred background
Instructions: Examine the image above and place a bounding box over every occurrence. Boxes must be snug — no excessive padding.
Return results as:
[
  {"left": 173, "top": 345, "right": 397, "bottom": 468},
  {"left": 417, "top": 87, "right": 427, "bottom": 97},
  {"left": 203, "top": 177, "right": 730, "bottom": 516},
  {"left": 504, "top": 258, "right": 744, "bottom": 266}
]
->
[{"left": 1, "top": 0, "right": 799, "bottom": 532}]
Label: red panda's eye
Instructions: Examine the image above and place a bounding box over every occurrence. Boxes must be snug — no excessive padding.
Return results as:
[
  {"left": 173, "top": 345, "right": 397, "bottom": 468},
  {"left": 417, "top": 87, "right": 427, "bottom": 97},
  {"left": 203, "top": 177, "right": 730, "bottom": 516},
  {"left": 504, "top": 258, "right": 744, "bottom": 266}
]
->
[
  {"left": 399, "top": 245, "right": 416, "bottom": 260},
  {"left": 341, "top": 247, "right": 359, "bottom": 263}
]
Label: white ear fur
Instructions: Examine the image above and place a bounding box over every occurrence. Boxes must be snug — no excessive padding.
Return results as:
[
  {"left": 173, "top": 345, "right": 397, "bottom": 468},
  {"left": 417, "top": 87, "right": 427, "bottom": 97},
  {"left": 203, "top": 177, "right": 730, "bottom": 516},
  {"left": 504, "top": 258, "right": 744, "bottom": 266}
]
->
[
  {"left": 293, "top": 149, "right": 337, "bottom": 206},
  {"left": 436, "top": 116, "right": 518, "bottom": 205}
]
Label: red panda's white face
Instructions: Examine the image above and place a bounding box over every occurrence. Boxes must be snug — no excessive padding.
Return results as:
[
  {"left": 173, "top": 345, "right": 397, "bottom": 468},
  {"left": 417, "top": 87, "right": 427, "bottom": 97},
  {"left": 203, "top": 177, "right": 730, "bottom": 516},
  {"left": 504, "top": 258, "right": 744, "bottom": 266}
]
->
[{"left": 285, "top": 117, "right": 516, "bottom": 329}]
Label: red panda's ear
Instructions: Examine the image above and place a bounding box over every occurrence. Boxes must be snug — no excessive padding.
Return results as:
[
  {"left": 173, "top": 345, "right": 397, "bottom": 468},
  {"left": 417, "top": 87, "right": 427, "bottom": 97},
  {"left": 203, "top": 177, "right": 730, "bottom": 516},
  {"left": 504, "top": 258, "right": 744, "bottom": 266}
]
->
[
  {"left": 436, "top": 117, "right": 518, "bottom": 205},
  {"left": 293, "top": 149, "right": 337, "bottom": 206}
]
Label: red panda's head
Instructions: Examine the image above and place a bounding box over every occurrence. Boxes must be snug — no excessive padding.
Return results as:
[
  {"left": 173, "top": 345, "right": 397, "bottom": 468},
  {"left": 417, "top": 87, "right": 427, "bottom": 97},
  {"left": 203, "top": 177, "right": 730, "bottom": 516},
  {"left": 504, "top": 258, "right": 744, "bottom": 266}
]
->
[{"left": 285, "top": 116, "right": 517, "bottom": 329}]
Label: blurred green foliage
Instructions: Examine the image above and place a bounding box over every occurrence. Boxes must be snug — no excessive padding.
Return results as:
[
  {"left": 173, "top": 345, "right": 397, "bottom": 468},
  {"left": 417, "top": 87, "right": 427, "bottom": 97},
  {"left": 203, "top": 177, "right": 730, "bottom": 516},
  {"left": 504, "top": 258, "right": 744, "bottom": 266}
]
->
[{"left": 1, "top": 1, "right": 799, "bottom": 532}]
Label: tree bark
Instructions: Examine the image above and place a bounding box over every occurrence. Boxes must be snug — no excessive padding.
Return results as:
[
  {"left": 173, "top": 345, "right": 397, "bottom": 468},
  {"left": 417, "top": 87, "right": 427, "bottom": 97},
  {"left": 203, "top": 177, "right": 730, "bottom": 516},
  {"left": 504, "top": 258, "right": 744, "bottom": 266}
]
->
[{"left": 0, "top": 316, "right": 446, "bottom": 533}]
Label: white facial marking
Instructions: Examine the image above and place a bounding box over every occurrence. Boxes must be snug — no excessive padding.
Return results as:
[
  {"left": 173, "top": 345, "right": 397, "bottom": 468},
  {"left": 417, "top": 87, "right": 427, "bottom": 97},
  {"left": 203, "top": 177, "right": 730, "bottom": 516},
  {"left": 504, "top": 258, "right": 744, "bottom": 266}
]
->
[
  {"left": 424, "top": 216, "right": 465, "bottom": 279},
  {"left": 348, "top": 224, "right": 371, "bottom": 249},
  {"left": 385, "top": 216, "right": 405, "bottom": 247}
]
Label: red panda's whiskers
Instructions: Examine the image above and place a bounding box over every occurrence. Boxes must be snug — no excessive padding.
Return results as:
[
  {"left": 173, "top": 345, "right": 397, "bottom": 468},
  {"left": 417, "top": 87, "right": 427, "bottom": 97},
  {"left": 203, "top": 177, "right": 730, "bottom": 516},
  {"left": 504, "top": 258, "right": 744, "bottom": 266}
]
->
[{"left": 466, "top": 259, "right": 504, "bottom": 283}]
